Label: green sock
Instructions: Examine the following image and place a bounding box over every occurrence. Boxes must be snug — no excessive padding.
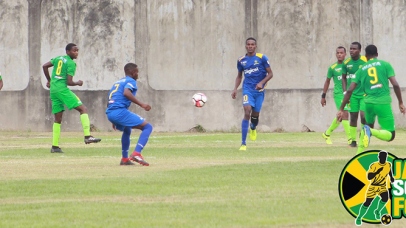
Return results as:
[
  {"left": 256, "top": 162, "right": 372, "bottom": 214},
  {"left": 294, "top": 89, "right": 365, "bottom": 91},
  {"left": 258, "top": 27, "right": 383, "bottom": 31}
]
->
[
  {"left": 342, "top": 120, "right": 351, "bottom": 141},
  {"left": 357, "top": 204, "right": 369, "bottom": 219},
  {"left": 357, "top": 129, "right": 365, "bottom": 154},
  {"left": 370, "top": 129, "right": 392, "bottom": 141},
  {"left": 53, "top": 123, "right": 61, "bottom": 147},
  {"left": 375, "top": 199, "right": 387, "bottom": 214},
  {"left": 326, "top": 118, "right": 340, "bottom": 135},
  {"left": 80, "top": 114, "right": 91, "bottom": 136},
  {"left": 350, "top": 126, "right": 357, "bottom": 141}
]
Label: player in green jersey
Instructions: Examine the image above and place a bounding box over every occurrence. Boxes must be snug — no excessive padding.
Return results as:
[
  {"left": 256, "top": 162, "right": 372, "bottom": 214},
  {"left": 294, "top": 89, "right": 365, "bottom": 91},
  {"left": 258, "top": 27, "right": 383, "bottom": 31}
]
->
[
  {"left": 321, "top": 46, "right": 351, "bottom": 145},
  {"left": 341, "top": 42, "right": 367, "bottom": 147},
  {"left": 337, "top": 45, "right": 405, "bottom": 154},
  {"left": 42, "top": 43, "right": 101, "bottom": 153}
]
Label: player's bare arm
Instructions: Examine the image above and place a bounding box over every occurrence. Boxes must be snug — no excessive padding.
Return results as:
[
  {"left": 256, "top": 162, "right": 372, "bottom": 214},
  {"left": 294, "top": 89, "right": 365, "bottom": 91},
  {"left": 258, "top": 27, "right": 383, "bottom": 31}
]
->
[
  {"left": 231, "top": 71, "right": 243, "bottom": 99},
  {"left": 67, "top": 75, "right": 83, "bottom": 86},
  {"left": 256, "top": 67, "right": 273, "bottom": 90},
  {"left": 321, "top": 78, "right": 331, "bottom": 107},
  {"left": 42, "top": 61, "right": 53, "bottom": 88},
  {"left": 341, "top": 73, "right": 347, "bottom": 91},
  {"left": 123, "top": 88, "right": 151, "bottom": 111},
  {"left": 389, "top": 76, "right": 406, "bottom": 114},
  {"left": 367, "top": 167, "right": 383, "bottom": 180},
  {"left": 337, "top": 82, "right": 357, "bottom": 121}
]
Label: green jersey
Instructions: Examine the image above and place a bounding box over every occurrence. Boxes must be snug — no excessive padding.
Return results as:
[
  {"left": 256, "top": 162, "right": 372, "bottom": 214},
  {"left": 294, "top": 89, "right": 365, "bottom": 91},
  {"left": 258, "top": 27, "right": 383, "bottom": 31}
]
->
[
  {"left": 327, "top": 62, "right": 344, "bottom": 95},
  {"left": 354, "top": 58, "right": 395, "bottom": 104},
  {"left": 50, "top": 55, "right": 76, "bottom": 92},
  {"left": 342, "top": 56, "right": 367, "bottom": 97}
]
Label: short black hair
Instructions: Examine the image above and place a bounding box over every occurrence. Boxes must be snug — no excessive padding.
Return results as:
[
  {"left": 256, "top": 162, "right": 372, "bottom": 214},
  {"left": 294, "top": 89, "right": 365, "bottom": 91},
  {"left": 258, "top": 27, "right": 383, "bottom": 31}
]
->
[
  {"left": 246, "top": 37, "right": 256, "bottom": 44},
  {"left": 337, "top": 46, "right": 346, "bottom": 52},
  {"left": 351, "top": 42, "right": 361, "bottom": 50},
  {"left": 65, "top": 43, "right": 77, "bottom": 51},
  {"left": 124, "top": 63, "right": 138, "bottom": 74},
  {"left": 365, "top": 45, "right": 378, "bottom": 56}
]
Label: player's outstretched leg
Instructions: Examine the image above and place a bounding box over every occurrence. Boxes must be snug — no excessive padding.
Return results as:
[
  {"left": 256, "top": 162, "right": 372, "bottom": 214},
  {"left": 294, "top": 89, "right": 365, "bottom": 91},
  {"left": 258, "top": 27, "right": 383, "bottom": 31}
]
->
[
  {"left": 80, "top": 114, "right": 102, "bottom": 144},
  {"left": 322, "top": 132, "right": 332, "bottom": 145},
  {"left": 120, "top": 126, "right": 135, "bottom": 165},
  {"left": 363, "top": 125, "right": 372, "bottom": 148},
  {"left": 130, "top": 123, "right": 153, "bottom": 166}
]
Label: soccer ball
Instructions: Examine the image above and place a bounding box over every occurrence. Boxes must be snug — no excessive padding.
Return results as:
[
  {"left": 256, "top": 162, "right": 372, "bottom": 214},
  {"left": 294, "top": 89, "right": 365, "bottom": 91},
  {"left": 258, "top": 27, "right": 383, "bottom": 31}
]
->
[
  {"left": 380, "top": 214, "right": 392, "bottom": 225},
  {"left": 192, "top": 93, "right": 207, "bottom": 107}
]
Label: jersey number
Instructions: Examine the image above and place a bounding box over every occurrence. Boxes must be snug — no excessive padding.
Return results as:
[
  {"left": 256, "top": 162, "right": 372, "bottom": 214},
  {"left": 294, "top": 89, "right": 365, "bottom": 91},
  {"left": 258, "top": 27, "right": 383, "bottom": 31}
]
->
[
  {"left": 367, "top": 67, "right": 378, "bottom": 84},
  {"left": 56, "top": 60, "right": 63, "bottom": 75},
  {"left": 109, "top": 84, "right": 120, "bottom": 99}
]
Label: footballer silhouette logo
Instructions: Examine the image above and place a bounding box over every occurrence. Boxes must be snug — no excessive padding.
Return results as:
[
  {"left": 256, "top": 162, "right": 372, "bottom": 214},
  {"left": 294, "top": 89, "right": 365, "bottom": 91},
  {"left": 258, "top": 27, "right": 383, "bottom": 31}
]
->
[{"left": 338, "top": 150, "right": 398, "bottom": 226}]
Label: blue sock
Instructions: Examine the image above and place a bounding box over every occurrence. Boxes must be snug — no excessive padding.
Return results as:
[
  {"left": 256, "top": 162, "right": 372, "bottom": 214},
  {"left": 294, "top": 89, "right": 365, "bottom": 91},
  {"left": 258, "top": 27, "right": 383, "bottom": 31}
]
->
[
  {"left": 242, "top": 119, "right": 249, "bottom": 145},
  {"left": 121, "top": 127, "right": 131, "bottom": 158},
  {"left": 135, "top": 123, "right": 153, "bottom": 153}
]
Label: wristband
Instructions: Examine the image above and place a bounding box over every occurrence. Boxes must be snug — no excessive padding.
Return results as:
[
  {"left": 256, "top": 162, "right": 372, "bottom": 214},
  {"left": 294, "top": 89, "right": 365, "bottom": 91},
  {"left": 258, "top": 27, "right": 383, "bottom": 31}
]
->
[{"left": 321, "top": 93, "right": 326, "bottom": 98}]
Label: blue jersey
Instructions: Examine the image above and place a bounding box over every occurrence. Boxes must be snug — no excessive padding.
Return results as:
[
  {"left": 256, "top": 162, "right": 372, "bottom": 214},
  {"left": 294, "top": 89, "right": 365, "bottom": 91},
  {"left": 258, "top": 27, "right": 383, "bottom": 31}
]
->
[
  {"left": 106, "top": 76, "right": 137, "bottom": 111},
  {"left": 237, "top": 53, "right": 270, "bottom": 91}
]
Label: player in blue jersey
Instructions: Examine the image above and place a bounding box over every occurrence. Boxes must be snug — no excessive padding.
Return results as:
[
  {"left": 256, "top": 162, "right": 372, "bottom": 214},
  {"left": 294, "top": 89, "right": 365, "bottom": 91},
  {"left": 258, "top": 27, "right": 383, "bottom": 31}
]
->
[
  {"left": 231, "top": 37, "right": 273, "bottom": 150},
  {"left": 106, "top": 63, "right": 153, "bottom": 166}
]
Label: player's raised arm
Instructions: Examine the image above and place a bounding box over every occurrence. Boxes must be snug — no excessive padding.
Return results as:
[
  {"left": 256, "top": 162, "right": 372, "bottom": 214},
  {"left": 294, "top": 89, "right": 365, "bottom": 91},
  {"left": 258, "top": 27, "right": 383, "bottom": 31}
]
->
[
  {"left": 67, "top": 75, "right": 83, "bottom": 86},
  {"left": 232, "top": 71, "right": 243, "bottom": 99}
]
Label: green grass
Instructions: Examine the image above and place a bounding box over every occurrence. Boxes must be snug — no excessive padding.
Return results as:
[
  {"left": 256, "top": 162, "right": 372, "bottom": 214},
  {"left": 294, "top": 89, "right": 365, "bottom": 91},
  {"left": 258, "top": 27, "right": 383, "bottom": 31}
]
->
[{"left": 1, "top": 131, "right": 406, "bottom": 227}]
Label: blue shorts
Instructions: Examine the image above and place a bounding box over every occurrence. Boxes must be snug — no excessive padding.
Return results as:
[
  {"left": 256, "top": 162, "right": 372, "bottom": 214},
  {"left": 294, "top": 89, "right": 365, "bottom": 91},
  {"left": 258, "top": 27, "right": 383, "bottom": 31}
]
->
[
  {"left": 106, "top": 109, "right": 145, "bottom": 131},
  {"left": 242, "top": 90, "right": 265, "bottom": 112}
]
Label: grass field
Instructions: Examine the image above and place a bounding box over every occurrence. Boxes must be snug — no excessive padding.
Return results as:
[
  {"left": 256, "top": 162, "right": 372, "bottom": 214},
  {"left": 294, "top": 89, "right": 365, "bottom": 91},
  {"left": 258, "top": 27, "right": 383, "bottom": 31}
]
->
[{"left": 1, "top": 130, "right": 406, "bottom": 227}]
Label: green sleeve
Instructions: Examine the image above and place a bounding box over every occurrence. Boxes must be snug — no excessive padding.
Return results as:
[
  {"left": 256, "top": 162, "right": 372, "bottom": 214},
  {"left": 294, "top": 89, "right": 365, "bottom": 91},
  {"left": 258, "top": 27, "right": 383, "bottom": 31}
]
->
[
  {"left": 353, "top": 69, "right": 362, "bottom": 84},
  {"left": 0, "top": 75, "right": 2, "bottom": 80},
  {"left": 66, "top": 61, "right": 76, "bottom": 77},
  {"left": 326, "top": 66, "right": 333, "bottom": 79},
  {"left": 386, "top": 62, "right": 395, "bottom": 78}
]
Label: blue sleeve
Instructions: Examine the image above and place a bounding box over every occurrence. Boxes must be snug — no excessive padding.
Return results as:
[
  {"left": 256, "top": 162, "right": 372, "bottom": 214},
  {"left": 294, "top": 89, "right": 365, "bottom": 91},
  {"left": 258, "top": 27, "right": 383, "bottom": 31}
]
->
[
  {"left": 124, "top": 80, "right": 137, "bottom": 92},
  {"left": 262, "top": 55, "right": 270, "bottom": 68},
  {"left": 237, "top": 59, "right": 243, "bottom": 72}
]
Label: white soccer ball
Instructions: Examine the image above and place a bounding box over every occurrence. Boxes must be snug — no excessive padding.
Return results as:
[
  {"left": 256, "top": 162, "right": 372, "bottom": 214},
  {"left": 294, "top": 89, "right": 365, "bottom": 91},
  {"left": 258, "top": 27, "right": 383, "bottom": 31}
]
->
[{"left": 192, "top": 93, "right": 207, "bottom": 108}]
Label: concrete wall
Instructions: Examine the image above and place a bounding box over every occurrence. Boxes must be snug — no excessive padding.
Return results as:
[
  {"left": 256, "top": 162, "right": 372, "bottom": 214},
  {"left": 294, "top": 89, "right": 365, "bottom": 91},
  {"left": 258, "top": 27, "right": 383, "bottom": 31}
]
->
[{"left": 1, "top": 0, "right": 406, "bottom": 132}]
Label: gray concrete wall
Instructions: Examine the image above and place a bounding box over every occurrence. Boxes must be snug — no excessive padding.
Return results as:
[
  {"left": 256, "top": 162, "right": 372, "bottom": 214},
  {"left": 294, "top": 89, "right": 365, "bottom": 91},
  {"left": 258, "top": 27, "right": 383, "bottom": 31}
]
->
[{"left": 1, "top": 0, "right": 406, "bottom": 132}]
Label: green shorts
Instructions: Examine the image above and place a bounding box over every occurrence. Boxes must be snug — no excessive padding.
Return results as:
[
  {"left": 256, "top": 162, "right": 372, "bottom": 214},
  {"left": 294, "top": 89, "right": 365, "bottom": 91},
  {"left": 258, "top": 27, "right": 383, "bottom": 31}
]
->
[
  {"left": 347, "top": 96, "right": 365, "bottom": 113},
  {"left": 364, "top": 103, "right": 395, "bottom": 131},
  {"left": 50, "top": 89, "right": 83, "bottom": 114},
  {"left": 334, "top": 94, "right": 350, "bottom": 111}
]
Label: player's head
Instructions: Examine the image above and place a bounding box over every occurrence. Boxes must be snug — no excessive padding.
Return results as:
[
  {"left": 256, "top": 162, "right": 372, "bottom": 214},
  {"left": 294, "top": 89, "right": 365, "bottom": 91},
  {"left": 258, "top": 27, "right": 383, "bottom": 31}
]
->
[
  {"left": 65, "top": 43, "right": 79, "bottom": 59},
  {"left": 245, "top": 37, "right": 257, "bottom": 55},
  {"left": 365, "top": 44, "right": 378, "bottom": 60},
  {"left": 336, "top": 46, "right": 346, "bottom": 62},
  {"left": 378, "top": 150, "right": 388, "bottom": 164},
  {"left": 124, "top": 63, "right": 139, "bottom": 80},
  {"left": 349, "top": 42, "right": 361, "bottom": 58}
]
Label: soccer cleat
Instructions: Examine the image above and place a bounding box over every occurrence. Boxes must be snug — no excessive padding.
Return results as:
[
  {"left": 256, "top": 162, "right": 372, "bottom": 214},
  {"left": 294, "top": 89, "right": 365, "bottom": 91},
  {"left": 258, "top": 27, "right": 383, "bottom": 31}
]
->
[
  {"left": 363, "top": 125, "right": 372, "bottom": 148},
  {"left": 322, "top": 132, "right": 332, "bottom": 145},
  {"left": 249, "top": 128, "right": 257, "bottom": 141},
  {"left": 84, "top": 136, "right": 102, "bottom": 144},
  {"left": 120, "top": 159, "right": 135, "bottom": 166},
  {"left": 355, "top": 218, "right": 362, "bottom": 226},
  {"left": 239, "top": 144, "right": 247, "bottom": 151},
  {"left": 374, "top": 209, "right": 381, "bottom": 220},
  {"left": 130, "top": 152, "right": 149, "bottom": 166},
  {"left": 50, "top": 147, "right": 64, "bottom": 153},
  {"left": 349, "top": 141, "right": 357, "bottom": 148}
]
